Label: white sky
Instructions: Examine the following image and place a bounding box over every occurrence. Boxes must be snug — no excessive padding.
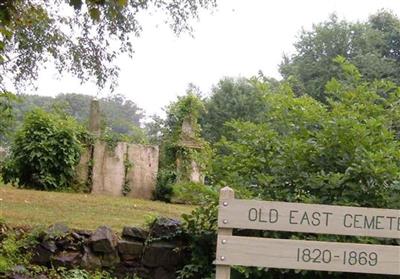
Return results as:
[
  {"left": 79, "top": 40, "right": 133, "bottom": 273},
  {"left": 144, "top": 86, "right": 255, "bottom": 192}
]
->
[{"left": 33, "top": 0, "right": 400, "bottom": 117}]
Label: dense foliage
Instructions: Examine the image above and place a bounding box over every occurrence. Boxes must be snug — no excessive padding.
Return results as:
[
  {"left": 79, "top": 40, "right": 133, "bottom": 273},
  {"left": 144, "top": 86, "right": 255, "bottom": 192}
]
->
[
  {"left": 1, "top": 109, "right": 88, "bottom": 190},
  {"left": 215, "top": 59, "right": 400, "bottom": 208},
  {"left": 200, "top": 77, "right": 272, "bottom": 143},
  {"left": 177, "top": 199, "right": 218, "bottom": 279},
  {"left": 280, "top": 10, "right": 400, "bottom": 102},
  {"left": 171, "top": 181, "right": 217, "bottom": 205},
  {"left": 0, "top": 91, "right": 18, "bottom": 140},
  {"left": 179, "top": 60, "right": 400, "bottom": 278}
]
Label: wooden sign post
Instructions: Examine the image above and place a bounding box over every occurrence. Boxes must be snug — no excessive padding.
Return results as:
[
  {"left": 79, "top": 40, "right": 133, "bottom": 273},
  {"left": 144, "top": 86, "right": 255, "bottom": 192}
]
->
[{"left": 215, "top": 187, "right": 400, "bottom": 278}]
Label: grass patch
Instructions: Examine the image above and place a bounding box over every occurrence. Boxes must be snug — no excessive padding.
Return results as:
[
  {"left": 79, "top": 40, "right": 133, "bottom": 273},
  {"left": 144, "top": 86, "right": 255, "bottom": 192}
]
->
[{"left": 0, "top": 185, "right": 194, "bottom": 231}]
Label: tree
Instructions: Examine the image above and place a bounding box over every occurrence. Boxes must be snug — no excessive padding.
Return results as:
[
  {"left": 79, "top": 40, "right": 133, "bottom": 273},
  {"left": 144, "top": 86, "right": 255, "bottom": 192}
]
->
[
  {"left": 1, "top": 108, "right": 88, "bottom": 190},
  {"left": 0, "top": 92, "right": 18, "bottom": 139},
  {"left": 0, "top": 0, "right": 217, "bottom": 92},
  {"left": 99, "top": 93, "right": 144, "bottom": 135},
  {"left": 280, "top": 10, "right": 400, "bottom": 102},
  {"left": 214, "top": 62, "right": 400, "bottom": 208},
  {"left": 5, "top": 93, "right": 146, "bottom": 144},
  {"left": 200, "top": 77, "right": 272, "bottom": 143}
]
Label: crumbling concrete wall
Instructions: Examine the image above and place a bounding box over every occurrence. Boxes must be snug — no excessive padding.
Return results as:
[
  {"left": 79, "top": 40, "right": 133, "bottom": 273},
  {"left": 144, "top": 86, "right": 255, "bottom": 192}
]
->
[
  {"left": 126, "top": 144, "right": 159, "bottom": 200},
  {"left": 90, "top": 142, "right": 159, "bottom": 199},
  {"left": 91, "top": 141, "right": 127, "bottom": 197}
]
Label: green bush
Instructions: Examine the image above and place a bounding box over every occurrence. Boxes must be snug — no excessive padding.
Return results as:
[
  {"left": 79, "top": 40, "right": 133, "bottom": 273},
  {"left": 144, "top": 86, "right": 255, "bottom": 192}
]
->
[
  {"left": 60, "top": 269, "right": 116, "bottom": 279},
  {"left": 0, "top": 228, "right": 41, "bottom": 274},
  {"left": 171, "top": 182, "right": 217, "bottom": 205},
  {"left": 1, "top": 109, "right": 88, "bottom": 191},
  {"left": 177, "top": 199, "right": 218, "bottom": 279},
  {"left": 155, "top": 169, "right": 176, "bottom": 202}
]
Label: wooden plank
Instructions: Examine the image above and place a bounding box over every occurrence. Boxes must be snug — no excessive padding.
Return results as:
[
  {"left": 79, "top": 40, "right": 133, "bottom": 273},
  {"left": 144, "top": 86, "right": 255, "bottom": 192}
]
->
[
  {"left": 218, "top": 199, "right": 400, "bottom": 239},
  {"left": 215, "top": 187, "right": 234, "bottom": 279},
  {"left": 215, "top": 236, "right": 400, "bottom": 275}
]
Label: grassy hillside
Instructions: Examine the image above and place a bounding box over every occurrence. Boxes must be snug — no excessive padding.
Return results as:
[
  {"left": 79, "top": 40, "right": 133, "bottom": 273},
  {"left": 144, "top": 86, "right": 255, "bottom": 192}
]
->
[{"left": 0, "top": 185, "right": 194, "bottom": 231}]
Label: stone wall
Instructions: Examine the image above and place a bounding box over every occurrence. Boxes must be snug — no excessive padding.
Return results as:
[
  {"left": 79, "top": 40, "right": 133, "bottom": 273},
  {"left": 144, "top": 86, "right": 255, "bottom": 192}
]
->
[
  {"left": 3, "top": 218, "right": 186, "bottom": 279},
  {"left": 126, "top": 144, "right": 159, "bottom": 200},
  {"left": 92, "top": 141, "right": 127, "bottom": 197},
  {"left": 90, "top": 141, "right": 159, "bottom": 199}
]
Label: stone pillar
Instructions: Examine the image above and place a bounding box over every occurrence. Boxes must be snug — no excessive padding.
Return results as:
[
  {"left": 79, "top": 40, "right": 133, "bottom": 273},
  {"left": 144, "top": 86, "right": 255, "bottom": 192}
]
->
[
  {"left": 89, "top": 100, "right": 101, "bottom": 136},
  {"left": 176, "top": 117, "right": 204, "bottom": 183}
]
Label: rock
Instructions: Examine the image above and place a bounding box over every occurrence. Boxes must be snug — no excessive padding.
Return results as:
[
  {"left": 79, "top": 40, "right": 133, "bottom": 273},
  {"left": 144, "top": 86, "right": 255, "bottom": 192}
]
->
[
  {"left": 71, "top": 232, "right": 84, "bottom": 241},
  {"left": 31, "top": 244, "right": 53, "bottom": 265},
  {"left": 55, "top": 236, "right": 81, "bottom": 251},
  {"left": 121, "top": 227, "right": 148, "bottom": 242},
  {"left": 118, "top": 240, "right": 143, "bottom": 256},
  {"left": 74, "top": 229, "right": 92, "bottom": 238},
  {"left": 46, "top": 223, "right": 69, "bottom": 238},
  {"left": 90, "top": 226, "right": 118, "bottom": 253},
  {"left": 41, "top": 240, "right": 57, "bottom": 253},
  {"left": 142, "top": 241, "right": 183, "bottom": 268},
  {"left": 152, "top": 267, "right": 176, "bottom": 279},
  {"left": 118, "top": 240, "right": 143, "bottom": 266},
  {"left": 100, "top": 251, "right": 120, "bottom": 267},
  {"left": 149, "top": 217, "right": 182, "bottom": 240},
  {"left": 52, "top": 251, "right": 81, "bottom": 268},
  {"left": 81, "top": 246, "right": 102, "bottom": 270}
]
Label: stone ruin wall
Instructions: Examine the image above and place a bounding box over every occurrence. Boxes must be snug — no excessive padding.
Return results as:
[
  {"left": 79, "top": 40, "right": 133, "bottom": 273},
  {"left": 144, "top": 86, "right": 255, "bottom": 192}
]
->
[
  {"left": 74, "top": 99, "right": 202, "bottom": 199},
  {"left": 87, "top": 141, "right": 159, "bottom": 199},
  {"left": 125, "top": 144, "right": 159, "bottom": 200}
]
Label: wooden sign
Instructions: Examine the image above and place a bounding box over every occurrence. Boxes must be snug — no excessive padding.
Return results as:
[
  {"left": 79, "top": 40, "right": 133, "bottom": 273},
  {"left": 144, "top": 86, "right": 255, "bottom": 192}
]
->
[
  {"left": 218, "top": 199, "right": 400, "bottom": 239},
  {"left": 215, "top": 187, "right": 400, "bottom": 279},
  {"left": 216, "top": 236, "right": 400, "bottom": 275}
]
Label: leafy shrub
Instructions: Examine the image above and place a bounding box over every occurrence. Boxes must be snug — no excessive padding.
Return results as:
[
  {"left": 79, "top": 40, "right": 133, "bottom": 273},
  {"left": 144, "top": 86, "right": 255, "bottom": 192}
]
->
[
  {"left": 177, "top": 199, "right": 218, "bottom": 279},
  {"left": 171, "top": 182, "right": 217, "bottom": 205},
  {"left": 60, "top": 268, "right": 115, "bottom": 279},
  {"left": 0, "top": 228, "right": 41, "bottom": 274},
  {"left": 1, "top": 109, "right": 88, "bottom": 191},
  {"left": 155, "top": 169, "right": 176, "bottom": 202}
]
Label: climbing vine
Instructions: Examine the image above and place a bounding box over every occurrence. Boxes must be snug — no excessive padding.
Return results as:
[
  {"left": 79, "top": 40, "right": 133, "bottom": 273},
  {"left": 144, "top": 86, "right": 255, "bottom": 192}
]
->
[
  {"left": 122, "top": 146, "right": 133, "bottom": 196},
  {"left": 156, "top": 92, "right": 212, "bottom": 201}
]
